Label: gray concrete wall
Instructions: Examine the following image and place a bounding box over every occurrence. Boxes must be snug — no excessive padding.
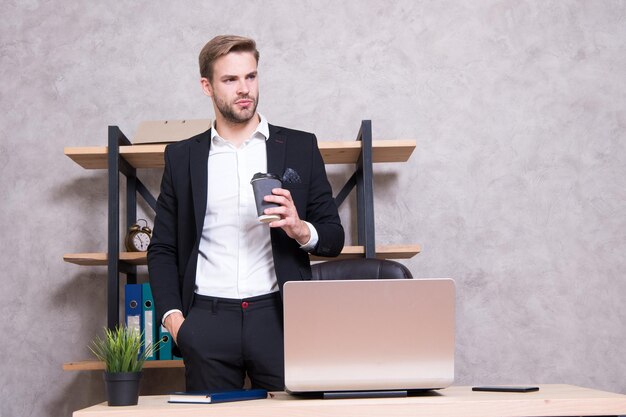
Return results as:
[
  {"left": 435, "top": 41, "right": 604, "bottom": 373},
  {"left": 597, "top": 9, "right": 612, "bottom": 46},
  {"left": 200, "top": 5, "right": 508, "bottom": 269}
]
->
[{"left": 1, "top": 1, "right": 625, "bottom": 416}]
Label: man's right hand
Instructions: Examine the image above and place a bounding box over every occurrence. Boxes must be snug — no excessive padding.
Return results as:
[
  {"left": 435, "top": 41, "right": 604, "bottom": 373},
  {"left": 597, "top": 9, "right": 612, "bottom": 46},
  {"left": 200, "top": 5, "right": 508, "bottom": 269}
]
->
[{"left": 164, "top": 312, "right": 185, "bottom": 345}]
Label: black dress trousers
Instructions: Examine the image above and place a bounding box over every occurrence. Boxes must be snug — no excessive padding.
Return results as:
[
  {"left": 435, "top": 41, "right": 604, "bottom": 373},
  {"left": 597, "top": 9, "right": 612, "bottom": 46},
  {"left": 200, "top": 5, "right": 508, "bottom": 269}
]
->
[{"left": 176, "top": 292, "right": 285, "bottom": 391}]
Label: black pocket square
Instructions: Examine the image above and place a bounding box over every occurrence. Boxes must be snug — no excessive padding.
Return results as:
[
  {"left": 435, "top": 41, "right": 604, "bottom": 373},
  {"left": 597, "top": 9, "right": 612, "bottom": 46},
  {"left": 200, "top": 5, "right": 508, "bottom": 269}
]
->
[{"left": 282, "top": 168, "right": 302, "bottom": 184}]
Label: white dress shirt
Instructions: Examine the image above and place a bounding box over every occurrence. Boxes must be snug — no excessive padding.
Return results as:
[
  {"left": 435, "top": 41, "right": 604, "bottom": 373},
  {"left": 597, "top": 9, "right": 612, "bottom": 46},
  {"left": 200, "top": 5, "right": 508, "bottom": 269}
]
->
[
  {"left": 162, "top": 115, "right": 318, "bottom": 323},
  {"left": 196, "top": 115, "right": 276, "bottom": 298}
]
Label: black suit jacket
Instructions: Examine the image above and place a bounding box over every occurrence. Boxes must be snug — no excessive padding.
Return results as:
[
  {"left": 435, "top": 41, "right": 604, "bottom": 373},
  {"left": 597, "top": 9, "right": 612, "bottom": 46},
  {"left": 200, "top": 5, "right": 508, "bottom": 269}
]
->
[{"left": 147, "top": 124, "right": 344, "bottom": 325}]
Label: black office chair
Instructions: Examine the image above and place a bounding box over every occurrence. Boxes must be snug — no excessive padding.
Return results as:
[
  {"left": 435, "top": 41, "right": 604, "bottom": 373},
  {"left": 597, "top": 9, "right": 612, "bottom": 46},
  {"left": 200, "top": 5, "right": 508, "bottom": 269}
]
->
[{"left": 310, "top": 258, "right": 412, "bottom": 280}]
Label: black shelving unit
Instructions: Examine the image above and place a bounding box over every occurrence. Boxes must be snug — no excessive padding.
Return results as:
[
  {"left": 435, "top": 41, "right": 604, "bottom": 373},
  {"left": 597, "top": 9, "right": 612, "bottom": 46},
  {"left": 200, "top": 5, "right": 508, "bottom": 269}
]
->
[{"left": 104, "top": 120, "right": 378, "bottom": 329}]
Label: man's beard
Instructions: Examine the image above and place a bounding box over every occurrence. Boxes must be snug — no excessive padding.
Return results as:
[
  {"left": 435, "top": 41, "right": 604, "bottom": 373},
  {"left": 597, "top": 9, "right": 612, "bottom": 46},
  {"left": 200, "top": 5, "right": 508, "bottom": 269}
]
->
[{"left": 214, "top": 94, "right": 259, "bottom": 124}]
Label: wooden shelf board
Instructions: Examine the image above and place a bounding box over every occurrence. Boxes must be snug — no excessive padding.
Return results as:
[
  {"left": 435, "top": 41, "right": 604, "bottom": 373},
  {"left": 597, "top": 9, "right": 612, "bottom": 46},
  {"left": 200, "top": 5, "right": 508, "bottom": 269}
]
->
[
  {"left": 320, "top": 140, "right": 416, "bottom": 164},
  {"left": 63, "top": 245, "right": 420, "bottom": 266},
  {"left": 64, "top": 140, "right": 415, "bottom": 169},
  {"left": 63, "top": 360, "right": 183, "bottom": 371},
  {"left": 64, "top": 146, "right": 107, "bottom": 169},
  {"left": 121, "top": 144, "right": 167, "bottom": 168},
  {"left": 311, "top": 244, "right": 421, "bottom": 261},
  {"left": 63, "top": 252, "right": 147, "bottom": 266}
]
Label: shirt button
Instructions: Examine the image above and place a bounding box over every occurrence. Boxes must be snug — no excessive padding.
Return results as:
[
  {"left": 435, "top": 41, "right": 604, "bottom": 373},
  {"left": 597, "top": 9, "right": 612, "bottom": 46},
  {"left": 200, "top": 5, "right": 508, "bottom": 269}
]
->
[{"left": 242, "top": 301, "right": 249, "bottom": 309}]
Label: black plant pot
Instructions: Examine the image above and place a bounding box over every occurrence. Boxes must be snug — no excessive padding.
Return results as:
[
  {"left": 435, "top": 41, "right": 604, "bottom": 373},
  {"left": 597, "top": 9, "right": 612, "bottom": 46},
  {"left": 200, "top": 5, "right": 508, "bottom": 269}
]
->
[{"left": 103, "top": 371, "right": 142, "bottom": 406}]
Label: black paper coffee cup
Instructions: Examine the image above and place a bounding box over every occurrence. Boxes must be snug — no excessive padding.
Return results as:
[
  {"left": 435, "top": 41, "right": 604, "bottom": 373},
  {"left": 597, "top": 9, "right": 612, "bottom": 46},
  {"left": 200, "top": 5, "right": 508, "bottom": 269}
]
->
[{"left": 251, "top": 173, "right": 282, "bottom": 223}]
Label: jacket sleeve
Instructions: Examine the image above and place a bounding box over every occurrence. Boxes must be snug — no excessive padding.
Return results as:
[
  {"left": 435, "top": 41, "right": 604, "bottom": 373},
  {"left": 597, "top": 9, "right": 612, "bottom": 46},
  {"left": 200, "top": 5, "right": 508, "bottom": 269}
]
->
[
  {"left": 306, "top": 135, "right": 345, "bottom": 258},
  {"left": 147, "top": 146, "right": 183, "bottom": 325}
]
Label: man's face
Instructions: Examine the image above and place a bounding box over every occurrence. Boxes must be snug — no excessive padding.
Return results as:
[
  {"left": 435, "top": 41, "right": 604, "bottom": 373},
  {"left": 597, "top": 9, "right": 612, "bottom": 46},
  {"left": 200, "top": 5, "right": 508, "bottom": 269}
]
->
[{"left": 201, "top": 51, "right": 259, "bottom": 124}]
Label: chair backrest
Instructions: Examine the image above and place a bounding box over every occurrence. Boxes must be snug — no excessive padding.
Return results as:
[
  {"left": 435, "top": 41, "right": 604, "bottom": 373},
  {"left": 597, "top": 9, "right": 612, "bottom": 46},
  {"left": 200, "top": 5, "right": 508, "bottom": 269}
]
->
[{"left": 310, "top": 258, "right": 412, "bottom": 280}]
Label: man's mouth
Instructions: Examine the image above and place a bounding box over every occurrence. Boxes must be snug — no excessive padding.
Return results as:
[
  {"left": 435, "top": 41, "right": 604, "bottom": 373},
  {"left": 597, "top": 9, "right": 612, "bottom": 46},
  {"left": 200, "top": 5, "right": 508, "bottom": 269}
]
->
[{"left": 235, "top": 99, "right": 254, "bottom": 106}]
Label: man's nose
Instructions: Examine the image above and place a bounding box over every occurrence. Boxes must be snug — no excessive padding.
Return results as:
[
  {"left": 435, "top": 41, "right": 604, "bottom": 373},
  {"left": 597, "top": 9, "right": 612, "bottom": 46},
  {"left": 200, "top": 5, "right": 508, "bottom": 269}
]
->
[{"left": 237, "top": 80, "right": 249, "bottom": 95}]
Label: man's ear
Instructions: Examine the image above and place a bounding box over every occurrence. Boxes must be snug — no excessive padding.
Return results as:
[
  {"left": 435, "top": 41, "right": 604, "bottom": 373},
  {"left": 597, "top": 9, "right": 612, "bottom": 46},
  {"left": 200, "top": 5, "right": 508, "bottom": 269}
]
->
[{"left": 200, "top": 77, "right": 213, "bottom": 97}]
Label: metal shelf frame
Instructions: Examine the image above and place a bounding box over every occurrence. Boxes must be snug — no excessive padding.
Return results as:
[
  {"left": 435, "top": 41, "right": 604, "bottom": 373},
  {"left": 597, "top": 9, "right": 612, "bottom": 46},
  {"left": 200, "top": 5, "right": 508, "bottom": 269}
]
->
[{"left": 106, "top": 126, "right": 157, "bottom": 329}]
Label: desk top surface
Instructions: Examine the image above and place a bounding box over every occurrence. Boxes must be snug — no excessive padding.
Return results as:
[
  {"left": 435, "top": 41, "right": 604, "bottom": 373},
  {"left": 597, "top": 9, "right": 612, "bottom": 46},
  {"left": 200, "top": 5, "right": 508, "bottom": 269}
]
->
[{"left": 73, "top": 384, "right": 626, "bottom": 417}]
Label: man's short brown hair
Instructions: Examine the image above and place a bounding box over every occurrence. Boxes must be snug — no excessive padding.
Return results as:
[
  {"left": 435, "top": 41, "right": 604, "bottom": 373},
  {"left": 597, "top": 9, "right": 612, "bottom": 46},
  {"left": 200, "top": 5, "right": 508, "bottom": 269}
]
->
[{"left": 199, "top": 35, "right": 260, "bottom": 81}]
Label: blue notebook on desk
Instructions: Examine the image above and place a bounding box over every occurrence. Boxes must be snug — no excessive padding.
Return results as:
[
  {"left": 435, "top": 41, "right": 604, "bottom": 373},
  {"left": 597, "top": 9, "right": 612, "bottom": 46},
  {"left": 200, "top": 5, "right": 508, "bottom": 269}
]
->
[{"left": 168, "top": 389, "right": 268, "bottom": 404}]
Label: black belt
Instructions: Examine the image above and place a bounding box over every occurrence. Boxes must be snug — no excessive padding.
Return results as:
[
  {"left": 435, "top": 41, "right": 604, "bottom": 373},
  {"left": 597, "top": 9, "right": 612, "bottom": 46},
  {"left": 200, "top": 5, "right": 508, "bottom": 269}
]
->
[{"left": 193, "top": 291, "right": 281, "bottom": 311}]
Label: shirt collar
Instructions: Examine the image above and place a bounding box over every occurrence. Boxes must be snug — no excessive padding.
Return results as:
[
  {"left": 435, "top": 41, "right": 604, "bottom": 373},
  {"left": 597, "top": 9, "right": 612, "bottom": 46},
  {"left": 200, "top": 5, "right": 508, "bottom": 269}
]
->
[{"left": 210, "top": 113, "right": 269, "bottom": 145}]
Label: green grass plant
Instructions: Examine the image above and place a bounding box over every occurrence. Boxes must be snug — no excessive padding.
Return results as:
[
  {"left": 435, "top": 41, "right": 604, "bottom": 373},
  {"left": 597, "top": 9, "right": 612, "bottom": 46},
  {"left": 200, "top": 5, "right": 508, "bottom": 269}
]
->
[{"left": 89, "top": 325, "right": 160, "bottom": 373}]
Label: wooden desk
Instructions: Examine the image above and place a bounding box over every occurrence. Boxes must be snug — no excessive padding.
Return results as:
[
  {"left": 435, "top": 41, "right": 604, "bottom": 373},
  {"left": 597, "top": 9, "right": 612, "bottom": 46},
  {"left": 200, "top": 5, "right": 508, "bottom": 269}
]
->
[{"left": 73, "top": 384, "right": 626, "bottom": 417}]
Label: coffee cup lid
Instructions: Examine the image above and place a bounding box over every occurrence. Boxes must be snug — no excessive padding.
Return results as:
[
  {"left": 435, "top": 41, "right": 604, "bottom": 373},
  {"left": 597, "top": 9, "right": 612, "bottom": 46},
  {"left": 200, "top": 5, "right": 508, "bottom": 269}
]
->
[{"left": 251, "top": 172, "right": 280, "bottom": 183}]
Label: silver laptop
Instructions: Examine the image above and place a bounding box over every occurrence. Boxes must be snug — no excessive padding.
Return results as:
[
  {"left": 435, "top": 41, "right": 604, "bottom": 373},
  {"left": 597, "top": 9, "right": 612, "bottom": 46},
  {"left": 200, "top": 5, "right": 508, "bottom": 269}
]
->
[{"left": 283, "top": 278, "right": 455, "bottom": 394}]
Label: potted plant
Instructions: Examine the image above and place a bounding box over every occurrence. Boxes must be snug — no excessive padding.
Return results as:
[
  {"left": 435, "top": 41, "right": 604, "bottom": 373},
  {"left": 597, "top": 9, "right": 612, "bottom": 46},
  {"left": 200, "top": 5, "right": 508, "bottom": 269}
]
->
[{"left": 89, "top": 325, "right": 160, "bottom": 406}]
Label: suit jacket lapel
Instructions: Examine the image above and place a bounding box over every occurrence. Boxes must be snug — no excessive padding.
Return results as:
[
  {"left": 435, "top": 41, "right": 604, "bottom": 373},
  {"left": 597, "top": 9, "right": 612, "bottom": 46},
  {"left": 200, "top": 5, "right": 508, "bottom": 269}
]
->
[
  {"left": 267, "top": 124, "right": 286, "bottom": 178},
  {"left": 190, "top": 130, "right": 210, "bottom": 238}
]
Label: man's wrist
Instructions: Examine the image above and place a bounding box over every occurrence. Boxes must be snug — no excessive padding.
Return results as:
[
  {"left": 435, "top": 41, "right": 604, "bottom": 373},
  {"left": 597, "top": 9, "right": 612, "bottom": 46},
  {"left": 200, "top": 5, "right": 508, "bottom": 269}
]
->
[
  {"left": 298, "top": 221, "right": 319, "bottom": 251},
  {"left": 162, "top": 309, "right": 183, "bottom": 327},
  {"left": 296, "top": 220, "right": 311, "bottom": 245}
]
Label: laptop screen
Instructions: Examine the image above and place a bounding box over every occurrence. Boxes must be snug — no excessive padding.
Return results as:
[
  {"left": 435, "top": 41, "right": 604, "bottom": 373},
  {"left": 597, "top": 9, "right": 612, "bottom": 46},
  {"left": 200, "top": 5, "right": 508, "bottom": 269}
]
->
[{"left": 283, "top": 278, "right": 455, "bottom": 393}]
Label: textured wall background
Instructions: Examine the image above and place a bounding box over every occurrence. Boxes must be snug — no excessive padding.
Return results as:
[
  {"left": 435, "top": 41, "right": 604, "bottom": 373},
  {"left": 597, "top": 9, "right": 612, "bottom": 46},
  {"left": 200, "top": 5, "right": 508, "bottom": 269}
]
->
[{"left": 1, "top": 1, "right": 625, "bottom": 416}]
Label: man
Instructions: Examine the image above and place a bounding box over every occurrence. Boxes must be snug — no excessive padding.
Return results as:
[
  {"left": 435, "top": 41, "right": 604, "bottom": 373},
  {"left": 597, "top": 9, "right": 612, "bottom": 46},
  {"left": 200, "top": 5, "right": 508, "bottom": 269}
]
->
[{"left": 147, "top": 35, "right": 344, "bottom": 391}]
